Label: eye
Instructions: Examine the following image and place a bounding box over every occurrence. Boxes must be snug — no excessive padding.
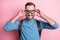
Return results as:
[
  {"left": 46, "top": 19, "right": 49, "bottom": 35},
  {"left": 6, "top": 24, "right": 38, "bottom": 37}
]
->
[
  {"left": 25, "top": 10, "right": 35, "bottom": 14},
  {"left": 31, "top": 11, "right": 35, "bottom": 13}
]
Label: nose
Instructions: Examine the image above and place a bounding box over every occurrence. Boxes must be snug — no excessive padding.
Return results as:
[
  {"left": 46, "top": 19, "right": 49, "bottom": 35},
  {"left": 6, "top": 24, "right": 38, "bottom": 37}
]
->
[{"left": 28, "top": 13, "right": 32, "bottom": 15}]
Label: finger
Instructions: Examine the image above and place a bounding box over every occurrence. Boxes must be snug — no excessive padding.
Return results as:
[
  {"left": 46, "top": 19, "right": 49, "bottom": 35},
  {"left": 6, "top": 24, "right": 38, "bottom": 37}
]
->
[
  {"left": 35, "top": 13, "right": 40, "bottom": 17},
  {"left": 35, "top": 9, "right": 39, "bottom": 12}
]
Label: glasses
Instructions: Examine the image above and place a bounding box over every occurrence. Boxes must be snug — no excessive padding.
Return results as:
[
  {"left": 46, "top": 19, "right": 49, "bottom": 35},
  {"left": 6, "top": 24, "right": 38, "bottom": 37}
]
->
[{"left": 25, "top": 10, "right": 35, "bottom": 14}]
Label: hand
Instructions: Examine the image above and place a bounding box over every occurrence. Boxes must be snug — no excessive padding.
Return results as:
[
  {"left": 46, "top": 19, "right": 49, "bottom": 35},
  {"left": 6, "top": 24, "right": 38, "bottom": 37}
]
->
[
  {"left": 35, "top": 9, "right": 40, "bottom": 14},
  {"left": 35, "top": 9, "right": 41, "bottom": 17},
  {"left": 10, "top": 10, "right": 25, "bottom": 23},
  {"left": 18, "top": 10, "right": 25, "bottom": 17},
  {"left": 35, "top": 9, "right": 45, "bottom": 18}
]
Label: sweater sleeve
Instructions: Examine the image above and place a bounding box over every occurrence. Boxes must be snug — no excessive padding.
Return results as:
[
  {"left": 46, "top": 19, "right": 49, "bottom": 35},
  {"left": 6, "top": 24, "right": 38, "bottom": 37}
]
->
[
  {"left": 40, "top": 20, "right": 59, "bottom": 30},
  {"left": 3, "top": 20, "right": 20, "bottom": 31}
]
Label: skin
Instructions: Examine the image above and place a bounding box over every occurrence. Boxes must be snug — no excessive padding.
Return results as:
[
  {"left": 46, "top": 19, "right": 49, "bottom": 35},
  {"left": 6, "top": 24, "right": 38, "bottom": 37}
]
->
[
  {"left": 10, "top": 5, "right": 56, "bottom": 25},
  {"left": 25, "top": 5, "right": 35, "bottom": 20}
]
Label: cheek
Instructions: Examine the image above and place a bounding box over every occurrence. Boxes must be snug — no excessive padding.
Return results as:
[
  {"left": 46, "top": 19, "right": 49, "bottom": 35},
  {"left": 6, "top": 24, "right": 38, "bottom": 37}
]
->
[
  {"left": 32, "top": 14, "right": 35, "bottom": 16},
  {"left": 25, "top": 13, "right": 35, "bottom": 16},
  {"left": 25, "top": 14, "right": 28, "bottom": 17},
  {"left": 25, "top": 14, "right": 27, "bottom": 15}
]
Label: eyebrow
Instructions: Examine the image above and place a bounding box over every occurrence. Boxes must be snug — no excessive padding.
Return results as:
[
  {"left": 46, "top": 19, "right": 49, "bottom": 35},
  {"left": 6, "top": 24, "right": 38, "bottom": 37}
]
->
[{"left": 25, "top": 10, "right": 35, "bottom": 11}]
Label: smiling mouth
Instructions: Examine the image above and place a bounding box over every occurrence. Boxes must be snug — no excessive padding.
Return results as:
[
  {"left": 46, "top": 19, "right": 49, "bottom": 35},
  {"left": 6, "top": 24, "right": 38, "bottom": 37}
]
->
[
  {"left": 28, "top": 15, "right": 32, "bottom": 17},
  {"left": 26, "top": 15, "right": 34, "bottom": 20}
]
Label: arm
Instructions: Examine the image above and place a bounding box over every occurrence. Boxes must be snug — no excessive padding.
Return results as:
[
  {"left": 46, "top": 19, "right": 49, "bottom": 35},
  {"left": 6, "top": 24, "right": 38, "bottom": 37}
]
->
[
  {"left": 4, "top": 20, "right": 20, "bottom": 31},
  {"left": 40, "top": 11, "right": 56, "bottom": 26},
  {"left": 40, "top": 20, "right": 59, "bottom": 29},
  {"left": 10, "top": 10, "right": 24, "bottom": 23},
  {"left": 35, "top": 9, "right": 59, "bottom": 29},
  {"left": 4, "top": 10, "right": 24, "bottom": 31}
]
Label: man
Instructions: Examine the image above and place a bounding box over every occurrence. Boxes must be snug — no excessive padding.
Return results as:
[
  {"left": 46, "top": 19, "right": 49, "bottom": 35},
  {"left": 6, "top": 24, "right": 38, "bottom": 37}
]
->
[{"left": 4, "top": 2, "right": 58, "bottom": 40}]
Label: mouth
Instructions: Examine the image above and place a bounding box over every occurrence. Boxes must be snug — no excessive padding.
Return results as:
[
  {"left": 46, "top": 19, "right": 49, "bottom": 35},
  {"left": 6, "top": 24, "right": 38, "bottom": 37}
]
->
[
  {"left": 26, "top": 15, "right": 34, "bottom": 20},
  {"left": 28, "top": 15, "right": 33, "bottom": 18}
]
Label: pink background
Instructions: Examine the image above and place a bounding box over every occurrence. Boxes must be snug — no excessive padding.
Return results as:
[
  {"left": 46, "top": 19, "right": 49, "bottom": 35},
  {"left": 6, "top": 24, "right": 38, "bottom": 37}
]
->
[{"left": 0, "top": 0, "right": 60, "bottom": 40}]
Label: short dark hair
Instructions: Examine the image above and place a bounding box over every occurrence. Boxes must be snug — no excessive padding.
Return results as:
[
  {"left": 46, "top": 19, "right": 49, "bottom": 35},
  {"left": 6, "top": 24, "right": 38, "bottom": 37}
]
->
[{"left": 25, "top": 2, "right": 35, "bottom": 9}]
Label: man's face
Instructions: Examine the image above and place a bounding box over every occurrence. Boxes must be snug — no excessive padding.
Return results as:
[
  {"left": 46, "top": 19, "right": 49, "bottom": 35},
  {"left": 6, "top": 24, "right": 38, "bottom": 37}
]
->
[{"left": 25, "top": 5, "right": 35, "bottom": 20}]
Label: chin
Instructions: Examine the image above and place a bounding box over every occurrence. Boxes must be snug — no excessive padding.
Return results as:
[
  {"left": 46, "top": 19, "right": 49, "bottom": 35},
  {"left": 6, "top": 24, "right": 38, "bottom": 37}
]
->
[
  {"left": 29, "top": 18, "right": 33, "bottom": 20},
  {"left": 26, "top": 16, "right": 34, "bottom": 20},
  {"left": 26, "top": 17, "right": 34, "bottom": 20}
]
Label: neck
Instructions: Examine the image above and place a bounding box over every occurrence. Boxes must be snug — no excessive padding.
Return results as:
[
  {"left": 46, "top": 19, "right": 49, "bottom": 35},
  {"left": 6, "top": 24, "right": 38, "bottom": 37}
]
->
[{"left": 26, "top": 18, "right": 34, "bottom": 21}]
